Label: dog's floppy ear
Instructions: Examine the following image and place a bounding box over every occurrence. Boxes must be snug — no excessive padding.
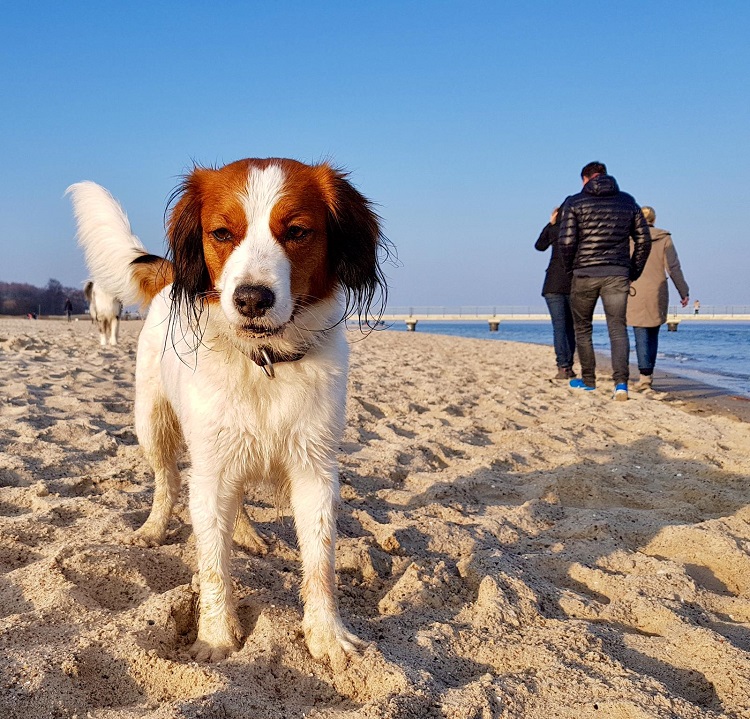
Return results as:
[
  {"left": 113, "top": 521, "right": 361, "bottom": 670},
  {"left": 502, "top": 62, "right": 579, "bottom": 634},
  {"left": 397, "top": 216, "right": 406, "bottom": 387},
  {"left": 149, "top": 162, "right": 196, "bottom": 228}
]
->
[
  {"left": 320, "top": 166, "right": 388, "bottom": 326},
  {"left": 166, "top": 170, "right": 211, "bottom": 318}
]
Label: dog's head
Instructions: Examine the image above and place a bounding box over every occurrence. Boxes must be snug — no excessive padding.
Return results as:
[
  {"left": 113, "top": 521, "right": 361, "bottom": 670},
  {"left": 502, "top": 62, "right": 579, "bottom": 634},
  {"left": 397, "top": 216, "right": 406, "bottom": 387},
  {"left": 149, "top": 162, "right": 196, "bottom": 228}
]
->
[{"left": 166, "top": 159, "right": 387, "bottom": 345}]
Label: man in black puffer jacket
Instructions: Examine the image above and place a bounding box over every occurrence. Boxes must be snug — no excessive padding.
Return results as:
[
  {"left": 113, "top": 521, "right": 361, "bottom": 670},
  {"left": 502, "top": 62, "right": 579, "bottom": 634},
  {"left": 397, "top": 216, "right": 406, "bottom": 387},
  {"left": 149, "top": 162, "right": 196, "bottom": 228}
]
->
[{"left": 558, "top": 161, "right": 651, "bottom": 400}]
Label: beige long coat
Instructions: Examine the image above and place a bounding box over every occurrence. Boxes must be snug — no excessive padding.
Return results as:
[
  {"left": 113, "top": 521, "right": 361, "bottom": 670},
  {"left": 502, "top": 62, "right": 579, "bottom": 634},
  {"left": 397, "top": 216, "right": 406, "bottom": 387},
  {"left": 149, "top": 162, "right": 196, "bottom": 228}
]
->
[{"left": 627, "top": 226, "right": 689, "bottom": 327}]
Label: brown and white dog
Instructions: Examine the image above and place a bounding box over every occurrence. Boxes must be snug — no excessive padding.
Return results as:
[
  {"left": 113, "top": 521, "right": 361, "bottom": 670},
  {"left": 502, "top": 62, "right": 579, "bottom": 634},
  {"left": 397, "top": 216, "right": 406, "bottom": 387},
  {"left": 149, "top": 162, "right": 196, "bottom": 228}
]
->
[{"left": 67, "top": 158, "right": 387, "bottom": 666}]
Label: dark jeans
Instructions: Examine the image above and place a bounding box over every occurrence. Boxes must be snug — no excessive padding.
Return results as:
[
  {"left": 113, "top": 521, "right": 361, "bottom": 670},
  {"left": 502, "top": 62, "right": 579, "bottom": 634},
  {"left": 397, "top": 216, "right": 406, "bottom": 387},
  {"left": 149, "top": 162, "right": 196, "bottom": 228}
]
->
[
  {"left": 543, "top": 293, "right": 576, "bottom": 368},
  {"left": 632, "top": 326, "right": 660, "bottom": 375},
  {"left": 570, "top": 275, "right": 630, "bottom": 387}
]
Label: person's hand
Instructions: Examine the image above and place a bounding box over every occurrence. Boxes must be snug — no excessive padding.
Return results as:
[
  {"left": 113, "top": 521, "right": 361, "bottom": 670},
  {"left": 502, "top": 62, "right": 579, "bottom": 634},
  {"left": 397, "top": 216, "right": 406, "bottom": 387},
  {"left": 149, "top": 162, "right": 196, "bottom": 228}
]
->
[{"left": 681, "top": 296, "right": 689, "bottom": 308}]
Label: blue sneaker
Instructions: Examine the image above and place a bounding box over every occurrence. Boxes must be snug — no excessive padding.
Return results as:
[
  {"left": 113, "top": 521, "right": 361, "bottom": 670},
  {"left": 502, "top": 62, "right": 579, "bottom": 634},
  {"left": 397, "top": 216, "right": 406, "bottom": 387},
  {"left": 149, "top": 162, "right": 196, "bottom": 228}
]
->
[
  {"left": 613, "top": 383, "right": 628, "bottom": 401},
  {"left": 569, "top": 378, "right": 595, "bottom": 391}
]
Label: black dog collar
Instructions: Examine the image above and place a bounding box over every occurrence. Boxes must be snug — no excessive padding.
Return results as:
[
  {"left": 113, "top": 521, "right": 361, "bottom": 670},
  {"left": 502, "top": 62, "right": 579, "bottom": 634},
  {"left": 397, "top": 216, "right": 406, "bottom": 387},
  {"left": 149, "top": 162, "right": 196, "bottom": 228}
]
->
[{"left": 252, "top": 346, "right": 308, "bottom": 379}]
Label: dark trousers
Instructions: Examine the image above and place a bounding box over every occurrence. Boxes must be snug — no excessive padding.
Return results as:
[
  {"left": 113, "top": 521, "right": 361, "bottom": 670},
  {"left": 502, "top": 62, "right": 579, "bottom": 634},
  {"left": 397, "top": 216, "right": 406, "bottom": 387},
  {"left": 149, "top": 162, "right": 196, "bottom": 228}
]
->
[
  {"left": 570, "top": 275, "right": 630, "bottom": 387},
  {"left": 632, "top": 326, "right": 660, "bottom": 375},
  {"left": 543, "top": 293, "right": 576, "bottom": 368}
]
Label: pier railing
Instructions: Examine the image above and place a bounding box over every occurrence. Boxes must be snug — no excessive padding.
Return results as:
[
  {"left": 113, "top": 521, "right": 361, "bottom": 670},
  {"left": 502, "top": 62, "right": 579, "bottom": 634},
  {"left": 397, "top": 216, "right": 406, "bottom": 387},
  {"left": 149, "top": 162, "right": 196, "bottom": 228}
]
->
[
  {"left": 383, "top": 306, "right": 547, "bottom": 319},
  {"left": 666, "top": 305, "right": 750, "bottom": 317},
  {"left": 383, "top": 305, "right": 750, "bottom": 318}
]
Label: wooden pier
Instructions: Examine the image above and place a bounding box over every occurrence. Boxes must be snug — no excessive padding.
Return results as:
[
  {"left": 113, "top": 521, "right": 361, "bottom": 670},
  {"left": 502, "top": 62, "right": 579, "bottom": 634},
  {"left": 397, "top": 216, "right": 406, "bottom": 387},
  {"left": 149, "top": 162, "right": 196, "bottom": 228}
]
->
[{"left": 380, "top": 307, "right": 750, "bottom": 331}]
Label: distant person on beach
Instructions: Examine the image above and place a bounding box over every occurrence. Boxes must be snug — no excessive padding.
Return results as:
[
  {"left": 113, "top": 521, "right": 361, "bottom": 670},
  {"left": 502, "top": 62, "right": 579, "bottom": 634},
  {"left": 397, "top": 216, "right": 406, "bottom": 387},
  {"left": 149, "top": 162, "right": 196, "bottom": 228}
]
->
[
  {"left": 64, "top": 297, "right": 73, "bottom": 322},
  {"left": 694, "top": 299, "right": 700, "bottom": 314},
  {"left": 535, "top": 206, "right": 576, "bottom": 379},
  {"left": 559, "top": 161, "right": 651, "bottom": 401},
  {"left": 627, "top": 206, "right": 689, "bottom": 391}
]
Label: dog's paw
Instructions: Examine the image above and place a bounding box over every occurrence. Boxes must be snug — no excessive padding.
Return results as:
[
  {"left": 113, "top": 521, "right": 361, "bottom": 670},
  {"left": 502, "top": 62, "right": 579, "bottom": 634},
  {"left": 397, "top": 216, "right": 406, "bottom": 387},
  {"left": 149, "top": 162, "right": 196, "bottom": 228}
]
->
[
  {"left": 128, "top": 520, "right": 168, "bottom": 547},
  {"left": 304, "top": 620, "right": 369, "bottom": 671},
  {"left": 232, "top": 516, "right": 268, "bottom": 555},
  {"left": 191, "top": 614, "right": 243, "bottom": 662},
  {"left": 189, "top": 637, "right": 238, "bottom": 663},
  {"left": 128, "top": 523, "right": 166, "bottom": 547}
]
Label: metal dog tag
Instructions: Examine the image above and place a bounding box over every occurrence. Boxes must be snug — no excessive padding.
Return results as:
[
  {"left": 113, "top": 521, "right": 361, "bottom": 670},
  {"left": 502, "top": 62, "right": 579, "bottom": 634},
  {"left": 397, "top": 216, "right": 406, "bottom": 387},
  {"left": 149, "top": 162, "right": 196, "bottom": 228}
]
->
[{"left": 260, "top": 348, "right": 275, "bottom": 379}]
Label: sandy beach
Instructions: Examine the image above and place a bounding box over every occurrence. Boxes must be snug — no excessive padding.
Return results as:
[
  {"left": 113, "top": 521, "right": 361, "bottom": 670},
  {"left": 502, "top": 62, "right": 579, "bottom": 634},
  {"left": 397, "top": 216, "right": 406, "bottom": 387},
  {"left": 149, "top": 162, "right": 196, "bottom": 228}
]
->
[{"left": 1, "top": 317, "right": 749, "bottom": 719}]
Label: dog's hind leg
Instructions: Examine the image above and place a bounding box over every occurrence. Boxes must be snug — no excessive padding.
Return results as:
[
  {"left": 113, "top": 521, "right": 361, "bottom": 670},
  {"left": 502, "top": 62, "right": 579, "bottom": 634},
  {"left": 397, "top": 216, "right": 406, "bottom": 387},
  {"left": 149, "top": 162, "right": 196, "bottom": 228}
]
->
[
  {"left": 98, "top": 318, "right": 109, "bottom": 346},
  {"left": 110, "top": 315, "right": 120, "bottom": 346},
  {"left": 232, "top": 502, "right": 267, "bottom": 555},
  {"left": 130, "top": 386, "right": 182, "bottom": 547}
]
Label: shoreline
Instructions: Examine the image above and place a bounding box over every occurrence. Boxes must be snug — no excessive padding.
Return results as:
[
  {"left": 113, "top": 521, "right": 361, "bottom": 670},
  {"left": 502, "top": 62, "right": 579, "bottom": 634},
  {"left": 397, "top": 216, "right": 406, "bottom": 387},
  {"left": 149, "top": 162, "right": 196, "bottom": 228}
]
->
[
  {"left": 643, "top": 370, "right": 750, "bottom": 424},
  {"left": 594, "top": 348, "right": 750, "bottom": 424}
]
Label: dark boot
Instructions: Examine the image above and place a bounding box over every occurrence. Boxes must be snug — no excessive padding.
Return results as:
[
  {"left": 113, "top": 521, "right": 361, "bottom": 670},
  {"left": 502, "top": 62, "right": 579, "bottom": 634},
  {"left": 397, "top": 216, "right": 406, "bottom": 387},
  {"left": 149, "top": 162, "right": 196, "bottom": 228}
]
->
[{"left": 554, "top": 367, "right": 576, "bottom": 380}]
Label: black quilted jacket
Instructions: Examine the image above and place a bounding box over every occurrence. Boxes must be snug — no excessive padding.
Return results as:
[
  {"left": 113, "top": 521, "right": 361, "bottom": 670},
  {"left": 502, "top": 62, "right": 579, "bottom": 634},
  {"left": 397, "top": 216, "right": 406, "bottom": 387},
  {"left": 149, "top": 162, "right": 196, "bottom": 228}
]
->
[{"left": 558, "top": 175, "right": 651, "bottom": 281}]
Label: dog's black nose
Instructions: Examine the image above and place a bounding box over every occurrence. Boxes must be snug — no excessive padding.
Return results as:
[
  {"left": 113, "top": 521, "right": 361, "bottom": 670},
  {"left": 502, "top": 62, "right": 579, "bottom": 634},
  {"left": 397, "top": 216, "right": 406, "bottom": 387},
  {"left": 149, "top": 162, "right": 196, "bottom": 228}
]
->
[{"left": 233, "top": 285, "right": 276, "bottom": 318}]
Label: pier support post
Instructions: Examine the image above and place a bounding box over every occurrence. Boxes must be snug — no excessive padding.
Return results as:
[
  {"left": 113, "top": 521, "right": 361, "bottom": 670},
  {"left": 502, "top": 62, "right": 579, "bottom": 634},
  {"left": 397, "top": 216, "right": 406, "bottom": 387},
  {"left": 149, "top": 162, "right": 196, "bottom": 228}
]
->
[
  {"left": 667, "top": 321, "right": 680, "bottom": 332},
  {"left": 406, "top": 320, "right": 418, "bottom": 332},
  {"left": 488, "top": 321, "right": 500, "bottom": 332}
]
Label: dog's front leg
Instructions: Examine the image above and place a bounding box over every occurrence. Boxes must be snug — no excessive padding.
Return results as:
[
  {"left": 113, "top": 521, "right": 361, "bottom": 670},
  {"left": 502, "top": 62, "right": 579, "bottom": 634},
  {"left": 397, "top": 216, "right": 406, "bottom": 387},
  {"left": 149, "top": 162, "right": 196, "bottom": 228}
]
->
[
  {"left": 290, "top": 466, "right": 367, "bottom": 669},
  {"left": 188, "top": 469, "right": 243, "bottom": 661}
]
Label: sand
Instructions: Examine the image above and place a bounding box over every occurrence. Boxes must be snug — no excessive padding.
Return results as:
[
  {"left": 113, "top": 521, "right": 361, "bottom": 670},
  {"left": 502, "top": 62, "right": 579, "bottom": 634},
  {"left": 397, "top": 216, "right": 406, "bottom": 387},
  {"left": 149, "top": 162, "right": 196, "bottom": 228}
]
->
[{"left": 1, "top": 317, "right": 749, "bottom": 719}]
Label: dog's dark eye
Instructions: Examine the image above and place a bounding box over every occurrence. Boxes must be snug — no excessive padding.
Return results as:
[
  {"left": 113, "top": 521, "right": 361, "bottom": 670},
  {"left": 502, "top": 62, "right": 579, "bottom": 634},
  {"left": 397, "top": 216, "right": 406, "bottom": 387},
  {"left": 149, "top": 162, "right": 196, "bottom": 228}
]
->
[
  {"left": 211, "top": 228, "right": 233, "bottom": 242},
  {"left": 286, "top": 226, "right": 310, "bottom": 242}
]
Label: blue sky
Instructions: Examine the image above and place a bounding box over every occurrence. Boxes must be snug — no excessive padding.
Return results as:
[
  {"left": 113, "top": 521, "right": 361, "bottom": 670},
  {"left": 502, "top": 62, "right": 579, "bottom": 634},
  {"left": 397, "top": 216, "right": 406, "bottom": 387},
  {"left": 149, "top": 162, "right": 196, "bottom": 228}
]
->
[{"left": 2, "top": 1, "right": 748, "bottom": 308}]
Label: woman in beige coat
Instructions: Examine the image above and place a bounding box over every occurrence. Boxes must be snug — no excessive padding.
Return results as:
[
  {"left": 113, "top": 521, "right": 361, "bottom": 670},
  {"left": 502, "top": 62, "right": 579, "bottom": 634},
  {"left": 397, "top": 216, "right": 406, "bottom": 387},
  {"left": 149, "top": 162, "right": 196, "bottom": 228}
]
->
[{"left": 627, "top": 206, "right": 690, "bottom": 390}]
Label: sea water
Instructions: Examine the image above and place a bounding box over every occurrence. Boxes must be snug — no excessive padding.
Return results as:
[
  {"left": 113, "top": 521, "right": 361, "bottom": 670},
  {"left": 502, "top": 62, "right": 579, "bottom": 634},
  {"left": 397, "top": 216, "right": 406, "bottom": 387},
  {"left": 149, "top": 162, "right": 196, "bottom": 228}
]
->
[{"left": 386, "top": 321, "right": 750, "bottom": 397}]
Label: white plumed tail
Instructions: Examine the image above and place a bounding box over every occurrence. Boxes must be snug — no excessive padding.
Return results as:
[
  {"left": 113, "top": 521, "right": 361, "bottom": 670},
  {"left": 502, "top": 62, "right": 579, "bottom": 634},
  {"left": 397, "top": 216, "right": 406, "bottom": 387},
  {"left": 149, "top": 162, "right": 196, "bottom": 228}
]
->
[{"left": 67, "top": 181, "right": 150, "bottom": 306}]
